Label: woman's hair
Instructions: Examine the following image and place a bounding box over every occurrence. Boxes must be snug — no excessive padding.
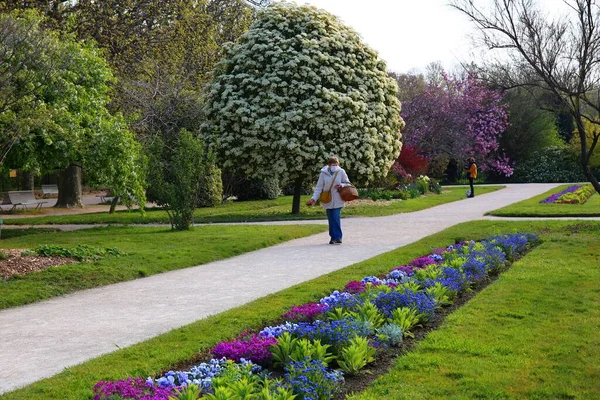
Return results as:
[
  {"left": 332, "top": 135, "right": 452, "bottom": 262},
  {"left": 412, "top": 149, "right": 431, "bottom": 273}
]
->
[
  {"left": 467, "top": 157, "right": 475, "bottom": 163},
  {"left": 327, "top": 156, "right": 340, "bottom": 166}
]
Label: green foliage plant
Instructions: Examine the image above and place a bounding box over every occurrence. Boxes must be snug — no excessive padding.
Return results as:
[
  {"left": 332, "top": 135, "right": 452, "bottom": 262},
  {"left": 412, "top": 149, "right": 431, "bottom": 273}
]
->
[
  {"left": 425, "top": 282, "right": 453, "bottom": 306},
  {"left": 325, "top": 307, "right": 353, "bottom": 321},
  {"left": 337, "top": 336, "right": 377, "bottom": 375},
  {"left": 202, "top": 2, "right": 405, "bottom": 213},
  {"left": 204, "top": 361, "right": 295, "bottom": 400},
  {"left": 23, "top": 244, "right": 121, "bottom": 261},
  {"left": 397, "top": 281, "right": 421, "bottom": 293},
  {"left": 146, "top": 129, "right": 215, "bottom": 230},
  {"left": 169, "top": 383, "right": 202, "bottom": 400},
  {"left": 270, "top": 333, "right": 335, "bottom": 367},
  {"left": 375, "top": 323, "right": 404, "bottom": 347},
  {"left": 348, "top": 301, "right": 386, "bottom": 329},
  {"left": 389, "top": 307, "right": 421, "bottom": 338}
]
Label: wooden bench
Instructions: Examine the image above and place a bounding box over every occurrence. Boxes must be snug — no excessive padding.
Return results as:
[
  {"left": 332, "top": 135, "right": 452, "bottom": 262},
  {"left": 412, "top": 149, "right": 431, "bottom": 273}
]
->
[
  {"left": 42, "top": 184, "right": 59, "bottom": 196},
  {"left": 7, "top": 190, "right": 48, "bottom": 211}
]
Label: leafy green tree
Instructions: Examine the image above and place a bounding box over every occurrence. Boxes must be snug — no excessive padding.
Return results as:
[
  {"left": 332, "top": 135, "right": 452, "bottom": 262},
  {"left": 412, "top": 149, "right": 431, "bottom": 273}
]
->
[
  {"left": 0, "top": 10, "right": 145, "bottom": 208},
  {"left": 501, "top": 88, "right": 562, "bottom": 168},
  {"left": 202, "top": 3, "right": 404, "bottom": 214},
  {"left": 146, "top": 129, "right": 215, "bottom": 230}
]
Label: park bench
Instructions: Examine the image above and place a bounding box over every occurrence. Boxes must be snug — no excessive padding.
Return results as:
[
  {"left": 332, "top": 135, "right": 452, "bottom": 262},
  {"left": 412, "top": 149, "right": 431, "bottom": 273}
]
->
[
  {"left": 96, "top": 190, "right": 114, "bottom": 203},
  {"left": 7, "top": 190, "right": 48, "bottom": 211},
  {"left": 42, "top": 184, "right": 59, "bottom": 196}
]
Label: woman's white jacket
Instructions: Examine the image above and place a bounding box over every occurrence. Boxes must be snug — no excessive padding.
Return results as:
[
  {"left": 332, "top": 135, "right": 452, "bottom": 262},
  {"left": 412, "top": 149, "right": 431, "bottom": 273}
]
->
[{"left": 311, "top": 166, "right": 351, "bottom": 209}]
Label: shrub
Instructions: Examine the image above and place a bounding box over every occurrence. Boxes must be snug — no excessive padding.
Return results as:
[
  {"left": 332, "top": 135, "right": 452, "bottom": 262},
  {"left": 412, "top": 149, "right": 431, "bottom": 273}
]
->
[
  {"left": 196, "top": 166, "right": 223, "bottom": 207},
  {"left": 511, "top": 146, "right": 584, "bottom": 183},
  {"left": 281, "top": 179, "right": 314, "bottom": 196},
  {"left": 0, "top": 251, "right": 7, "bottom": 260},
  {"left": 235, "top": 177, "right": 280, "bottom": 201},
  {"left": 429, "top": 177, "right": 442, "bottom": 194},
  {"left": 415, "top": 175, "right": 430, "bottom": 194},
  {"left": 146, "top": 129, "right": 215, "bottom": 230},
  {"left": 22, "top": 244, "right": 121, "bottom": 261}
]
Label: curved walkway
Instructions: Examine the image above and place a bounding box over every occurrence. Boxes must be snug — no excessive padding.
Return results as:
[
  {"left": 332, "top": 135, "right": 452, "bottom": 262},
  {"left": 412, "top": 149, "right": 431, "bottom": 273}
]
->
[{"left": 0, "top": 183, "right": 586, "bottom": 394}]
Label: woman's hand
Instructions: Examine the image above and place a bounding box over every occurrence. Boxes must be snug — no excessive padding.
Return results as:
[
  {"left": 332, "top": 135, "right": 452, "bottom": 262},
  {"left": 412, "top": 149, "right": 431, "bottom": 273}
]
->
[
  {"left": 306, "top": 199, "right": 316, "bottom": 206},
  {"left": 334, "top": 184, "right": 342, "bottom": 189}
]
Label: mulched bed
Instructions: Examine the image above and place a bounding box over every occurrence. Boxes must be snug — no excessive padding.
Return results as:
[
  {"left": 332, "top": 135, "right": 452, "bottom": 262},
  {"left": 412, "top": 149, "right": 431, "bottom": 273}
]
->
[{"left": 0, "top": 248, "right": 77, "bottom": 280}]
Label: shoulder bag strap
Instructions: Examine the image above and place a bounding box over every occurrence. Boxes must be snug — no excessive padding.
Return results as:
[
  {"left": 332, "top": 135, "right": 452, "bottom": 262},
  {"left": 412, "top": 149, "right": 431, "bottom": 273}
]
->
[{"left": 327, "top": 171, "right": 340, "bottom": 191}]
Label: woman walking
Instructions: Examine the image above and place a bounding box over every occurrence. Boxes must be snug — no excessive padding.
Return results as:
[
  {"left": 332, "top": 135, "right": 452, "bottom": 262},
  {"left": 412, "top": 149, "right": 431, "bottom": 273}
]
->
[
  {"left": 308, "top": 156, "right": 352, "bottom": 244},
  {"left": 464, "top": 157, "right": 477, "bottom": 198}
]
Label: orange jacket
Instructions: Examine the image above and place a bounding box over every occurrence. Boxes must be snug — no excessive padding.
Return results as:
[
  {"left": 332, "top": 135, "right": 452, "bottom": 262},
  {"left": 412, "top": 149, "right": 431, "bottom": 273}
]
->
[{"left": 464, "top": 162, "right": 477, "bottom": 179}]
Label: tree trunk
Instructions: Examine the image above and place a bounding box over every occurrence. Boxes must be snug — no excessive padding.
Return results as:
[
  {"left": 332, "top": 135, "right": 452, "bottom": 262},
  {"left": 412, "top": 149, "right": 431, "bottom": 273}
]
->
[
  {"left": 584, "top": 166, "right": 600, "bottom": 195},
  {"left": 55, "top": 164, "right": 83, "bottom": 208},
  {"left": 109, "top": 196, "right": 119, "bottom": 214},
  {"left": 21, "top": 171, "right": 35, "bottom": 190},
  {"left": 292, "top": 177, "right": 303, "bottom": 214}
]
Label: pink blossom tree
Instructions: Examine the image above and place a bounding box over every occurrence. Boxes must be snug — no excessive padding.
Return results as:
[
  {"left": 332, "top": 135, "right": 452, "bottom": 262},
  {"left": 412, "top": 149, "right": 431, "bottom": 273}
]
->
[{"left": 402, "top": 72, "right": 512, "bottom": 178}]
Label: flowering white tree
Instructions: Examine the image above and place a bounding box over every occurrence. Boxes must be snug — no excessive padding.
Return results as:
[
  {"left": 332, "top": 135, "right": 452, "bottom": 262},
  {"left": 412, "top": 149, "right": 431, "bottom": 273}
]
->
[{"left": 202, "top": 3, "right": 404, "bottom": 213}]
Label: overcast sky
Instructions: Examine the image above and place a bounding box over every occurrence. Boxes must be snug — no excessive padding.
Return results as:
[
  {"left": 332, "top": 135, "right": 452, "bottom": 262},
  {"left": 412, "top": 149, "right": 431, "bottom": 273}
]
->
[{"left": 286, "top": 0, "right": 570, "bottom": 74}]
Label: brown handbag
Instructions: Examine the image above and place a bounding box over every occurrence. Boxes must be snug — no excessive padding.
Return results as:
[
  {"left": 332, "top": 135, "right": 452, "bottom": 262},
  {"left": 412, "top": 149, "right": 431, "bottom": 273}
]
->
[{"left": 339, "top": 185, "right": 359, "bottom": 201}]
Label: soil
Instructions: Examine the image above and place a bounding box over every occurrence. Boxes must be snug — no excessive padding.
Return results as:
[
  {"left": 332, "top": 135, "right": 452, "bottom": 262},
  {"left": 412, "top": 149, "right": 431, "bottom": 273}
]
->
[{"left": 0, "top": 248, "right": 77, "bottom": 280}]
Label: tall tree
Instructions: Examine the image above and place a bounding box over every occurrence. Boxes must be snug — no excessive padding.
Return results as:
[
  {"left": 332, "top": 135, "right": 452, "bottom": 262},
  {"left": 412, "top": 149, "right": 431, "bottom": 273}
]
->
[
  {"left": 202, "top": 3, "right": 405, "bottom": 214},
  {"left": 0, "top": 11, "right": 145, "bottom": 208},
  {"left": 452, "top": 0, "right": 600, "bottom": 193},
  {"left": 402, "top": 71, "right": 511, "bottom": 178}
]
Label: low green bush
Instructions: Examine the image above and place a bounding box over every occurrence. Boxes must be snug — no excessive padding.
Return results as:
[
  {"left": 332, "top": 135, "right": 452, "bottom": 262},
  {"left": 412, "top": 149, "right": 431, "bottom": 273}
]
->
[
  {"left": 21, "top": 244, "right": 121, "bottom": 261},
  {"left": 235, "top": 177, "right": 280, "bottom": 201}
]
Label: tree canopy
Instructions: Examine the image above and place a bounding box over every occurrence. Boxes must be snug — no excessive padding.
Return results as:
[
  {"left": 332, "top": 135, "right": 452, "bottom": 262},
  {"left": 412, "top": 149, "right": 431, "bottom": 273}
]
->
[
  {"left": 0, "top": 10, "right": 145, "bottom": 207},
  {"left": 401, "top": 71, "right": 511, "bottom": 177},
  {"left": 201, "top": 2, "right": 404, "bottom": 212}
]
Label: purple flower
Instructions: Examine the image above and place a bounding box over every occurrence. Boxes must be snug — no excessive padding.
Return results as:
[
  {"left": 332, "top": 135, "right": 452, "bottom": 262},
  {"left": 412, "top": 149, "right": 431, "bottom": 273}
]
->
[
  {"left": 282, "top": 303, "right": 328, "bottom": 322},
  {"left": 539, "top": 185, "right": 581, "bottom": 204},
  {"left": 93, "top": 377, "right": 175, "bottom": 400},
  {"left": 212, "top": 333, "right": 277, "bottom": 364},
  {"left": 344, "top": 281, "right": 366, "bottom": 294}
]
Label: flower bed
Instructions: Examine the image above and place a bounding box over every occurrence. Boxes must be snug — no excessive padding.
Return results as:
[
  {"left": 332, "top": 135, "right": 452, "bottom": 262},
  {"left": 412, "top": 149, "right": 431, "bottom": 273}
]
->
[
  {"left": 539, "top": 184, "right": 596, "bottom": 204},
  {"left": 93, "top": 233, "right": 539, "bottom": 400}
]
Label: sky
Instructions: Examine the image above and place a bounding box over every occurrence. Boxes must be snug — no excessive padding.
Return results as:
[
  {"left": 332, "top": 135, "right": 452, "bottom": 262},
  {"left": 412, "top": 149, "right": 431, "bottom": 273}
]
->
[{"left": 286, "top": 0, "right": 569, "bottom": 74}]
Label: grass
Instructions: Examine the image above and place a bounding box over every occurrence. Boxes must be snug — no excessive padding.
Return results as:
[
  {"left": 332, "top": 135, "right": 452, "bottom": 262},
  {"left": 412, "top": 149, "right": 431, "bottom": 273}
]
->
[
  {"left": 2, "top": 220, "right": 598, "bottom": 400},
  {"left": 0, "top": 225, "right": 325, "bottom": 310},
  {"left": 351, "top": 222, "right": 600, "bottom": 399},
  {"left": 488, "top": 184, "right": 600, "bottom": 217},
  {"left": 3, "top": 186, "right": 503, "bottom": 225}
]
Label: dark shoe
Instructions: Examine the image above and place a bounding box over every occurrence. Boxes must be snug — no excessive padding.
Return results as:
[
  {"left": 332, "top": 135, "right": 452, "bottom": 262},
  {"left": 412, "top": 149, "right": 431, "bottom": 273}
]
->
[
  {"left": 329, "top": 239, "right": 335, "bottom": 244},
  {"left": 468, "top": 195, "right": 475, "bottom": 198},
  {"left": 332, "top": 239, "right": 342, "bottom": 244}
]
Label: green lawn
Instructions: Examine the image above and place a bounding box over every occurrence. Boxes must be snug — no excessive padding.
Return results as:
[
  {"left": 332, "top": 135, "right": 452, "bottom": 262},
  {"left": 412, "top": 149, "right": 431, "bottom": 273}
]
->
[
  {"left": 0, "top": 225, "right": 325, "bottom": 309},
  {"left": 3, "top": 186, "right": 503, "bottom": 225},
  {"left": 351, "top": 222, "right": 600, "bottom": 399},
  {"left": 3, "top": 220, "right": 598, "bottom": 400},
  {"left": 488, "top": 184, "right": 600, "bottom": 217}
]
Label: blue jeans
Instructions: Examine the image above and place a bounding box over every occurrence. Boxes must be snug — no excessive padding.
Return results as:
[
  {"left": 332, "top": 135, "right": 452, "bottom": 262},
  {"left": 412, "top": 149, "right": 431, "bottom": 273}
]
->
[{"left": 326, "top": 208, "right": 342, "bottom": 241}]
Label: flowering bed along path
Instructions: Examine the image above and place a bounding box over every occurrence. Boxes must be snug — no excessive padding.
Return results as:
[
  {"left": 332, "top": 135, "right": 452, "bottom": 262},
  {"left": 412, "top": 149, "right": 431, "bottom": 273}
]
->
[
  {"left": 539, "top": 184, "right": 596, "bottom": 204},
  {"left": 92, "top": 233, "right": 538, "bottom": 400}
]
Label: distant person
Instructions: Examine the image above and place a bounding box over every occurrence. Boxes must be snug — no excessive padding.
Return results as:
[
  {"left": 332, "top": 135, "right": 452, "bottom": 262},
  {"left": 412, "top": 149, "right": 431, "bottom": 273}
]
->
[
  {"left": 307, "top": 156, "right": 352, "bottom": 244},
  {"left": 464, "top": 157, "right": 477, "bottom": 198}
]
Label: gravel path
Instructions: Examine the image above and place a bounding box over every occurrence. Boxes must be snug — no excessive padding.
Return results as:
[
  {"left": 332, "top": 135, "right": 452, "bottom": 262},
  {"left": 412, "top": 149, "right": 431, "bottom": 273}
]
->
[{"left": 0, "top": 183, "right": 581, "bottom": 394}]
